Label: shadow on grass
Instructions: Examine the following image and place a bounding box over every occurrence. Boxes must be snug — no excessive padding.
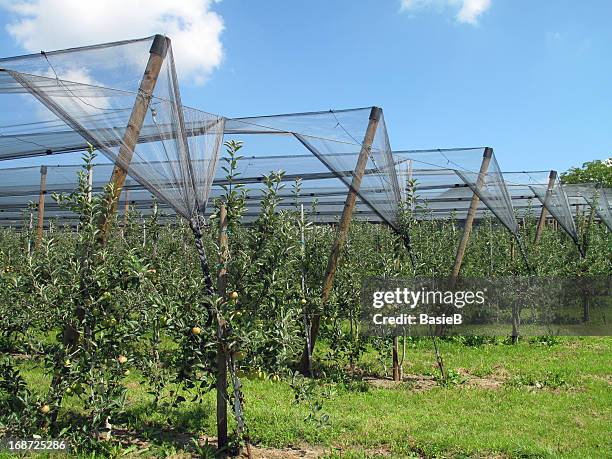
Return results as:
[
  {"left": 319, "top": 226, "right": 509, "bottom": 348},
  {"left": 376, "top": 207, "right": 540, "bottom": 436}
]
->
[{"left": 122, "top": 400, "right": 215, "bottom": 450}]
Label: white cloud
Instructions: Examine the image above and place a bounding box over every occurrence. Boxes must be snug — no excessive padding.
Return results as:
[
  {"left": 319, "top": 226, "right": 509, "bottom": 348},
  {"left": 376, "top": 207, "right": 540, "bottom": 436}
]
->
[
  {"left": 1, "top": 0, "right": 224, "bottom": 85},
  {"left": 456, "top": 0, "right": 491, "bottom": 25},
  {"left": 400, "top": 0, "right": 491, "bottom": 25}
]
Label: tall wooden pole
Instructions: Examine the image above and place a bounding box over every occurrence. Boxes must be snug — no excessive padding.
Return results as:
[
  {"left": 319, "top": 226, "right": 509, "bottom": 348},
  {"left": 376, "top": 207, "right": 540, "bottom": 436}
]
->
[
  {"left": 123, "top": 188, "right": 130, "bottom": 227},
  {"left": 393, "top": 149, "right": 405, "bottom": 382},
  {"left": 216, "top": 204, "right": 229, "bottom": 453},
  {"left": 511, "top": 301, "right": 520, "bottom": 344},
  {"left": 533, "top": 170, "right": 557, "bottom": 246},
  {"left": 582, "top": 204, "right": 596, "bottom": 257},
  {"left": 450, "top": 148, "right": 493, "bottom": 281},
  {"left": 438, "top": 150, "right": 491, "bottom": 374},
  {"left": 57, "top": 36, "right": 170, "bottom": 398},
  {"left": 299, "top": 106, "right": 382, "bottom": 375},
  {"left": 36, "top": 165, "right": 47, "bottom": 249},
  {"left": 392, "top": 337, "right": 400, "bottom": 381},
  {"left": 98, "top": 34, "right": 169, "bottom": 244}
]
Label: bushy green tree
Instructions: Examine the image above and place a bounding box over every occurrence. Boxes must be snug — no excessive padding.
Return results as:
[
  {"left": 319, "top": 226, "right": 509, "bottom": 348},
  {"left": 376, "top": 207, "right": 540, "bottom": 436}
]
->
[{"left": 561, "top": 158, "right": 612, "bottom": 187}]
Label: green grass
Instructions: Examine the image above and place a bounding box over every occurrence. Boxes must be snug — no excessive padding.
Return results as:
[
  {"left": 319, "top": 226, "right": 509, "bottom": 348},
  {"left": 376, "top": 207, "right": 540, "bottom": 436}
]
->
[{"left": 7, "top": 337, "right": 612, "bottom": 458}]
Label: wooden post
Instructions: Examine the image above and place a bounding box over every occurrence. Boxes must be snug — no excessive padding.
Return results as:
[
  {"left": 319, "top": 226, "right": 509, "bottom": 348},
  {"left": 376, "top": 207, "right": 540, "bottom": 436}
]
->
[
  {"left": 36, "top": 165, "right": 47, "bottom": 249},
  {"left": 299, "top": 106, "right": 382, "bottom": 375},
  {"left": 511, "top": 301, "right": 520, "bottom": 344},
  {"left": 583, "top": 289, "right": 590, "bottom": 322},
  {"left": 582, "top": 204, "right": 596, "bottom": 257},
  {"left": 579, "top": 200, "right": 597, "bottom": 321},
  {"left": 450, "top": 148, "right": 493, "bottom": 281},
  {"left": 534, "top": 170, "right": 557, "bottom": 246},
  {"left": 216, "top": 204, "right": 229, "bottom": 453},
  {"left": 98, "top": 34, "right": 169, "bottom": 243},
  {"left": 392, "top": 336, "right": 400, "bottom": 382}
]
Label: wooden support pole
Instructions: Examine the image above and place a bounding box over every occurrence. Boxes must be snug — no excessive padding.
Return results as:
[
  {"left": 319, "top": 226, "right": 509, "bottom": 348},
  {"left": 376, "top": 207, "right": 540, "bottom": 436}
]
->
[
  {"left": 582, "top": 204, "right": 596, "bottom": 257},
  {"left": 98, "top": 34, "right": 169, "bottom": 244},
  {"left": 299, "top": 106, "right": 382, "bottom": 375},
  {"left": 450, "top": 148, "right": 493, "bottom": 281},
  {"left": 55, "top": 37, "right": 170, "bottom": 412},
  {"left": 511, "top": 301, "right": 520, "bottom": 344},
  {"left": 36, "top": 165, "right": 47, "bottom": 249},
  {"left": 534, "top": 170, "right": 557, "bottom": 246},
  {"left": 216, "top": 204, "right": 229, "bottom": 453},
  {"left": 392, "top": 336, "right": 400, "bottom": 382},
  {"left": 582, "top": 289, "right": 590, "bottom": 323}
]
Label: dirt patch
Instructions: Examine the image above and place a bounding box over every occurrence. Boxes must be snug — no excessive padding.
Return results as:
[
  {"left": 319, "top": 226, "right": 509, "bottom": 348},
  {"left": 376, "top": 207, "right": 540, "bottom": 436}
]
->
[
  {"left": 108, "top": 428, "right": 399, "bottom": 458},
  {"left": 241, "top": 444, "right": 326, "bottom": 458},
  {"left": 197, "top": 438, "right": 327, "bottom": 459},
  {"left": 456, "top": 368, "right": 506, "bottom": 389},
  {"left": 107, "top": 429, "right": 328, "bottom": 458},
  {"left": 464, "top": 375, "right": 503, "bottom": 389},
  {"left": 233, "top": 442, "right": 397, "bottom": 458},
  {"left": 365, "top": 369, "right": 508, "bottom": 391},
  {"left": 364, "top": 374, "right": 437, "bottom": 391}
]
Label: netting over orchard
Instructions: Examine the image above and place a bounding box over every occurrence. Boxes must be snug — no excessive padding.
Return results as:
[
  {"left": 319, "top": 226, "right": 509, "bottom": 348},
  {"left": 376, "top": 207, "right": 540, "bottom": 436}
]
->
[{"left": 0, "top": 35, "right": 609, "bottom": 240}]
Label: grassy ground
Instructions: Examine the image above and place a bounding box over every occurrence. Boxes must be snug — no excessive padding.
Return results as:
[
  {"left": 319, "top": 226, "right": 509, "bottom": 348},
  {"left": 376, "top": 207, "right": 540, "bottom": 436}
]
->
[{"left": 4, "top": 337, "right": 611, "bottom": 458}]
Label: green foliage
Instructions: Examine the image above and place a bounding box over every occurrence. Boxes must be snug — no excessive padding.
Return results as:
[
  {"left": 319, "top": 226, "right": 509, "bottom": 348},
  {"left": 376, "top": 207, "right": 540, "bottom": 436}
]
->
[
  {"left": 290, "top": 372, "right": 331, "bottom": 429},
  {"left": 561, "top": 158, "right": 612, "bottom": 187},
  {"left": 0, "top": 145, "right": 610, "bottom": 455},
  {"left": 435, "top": 368, "right": 467, "bottom": 387}
]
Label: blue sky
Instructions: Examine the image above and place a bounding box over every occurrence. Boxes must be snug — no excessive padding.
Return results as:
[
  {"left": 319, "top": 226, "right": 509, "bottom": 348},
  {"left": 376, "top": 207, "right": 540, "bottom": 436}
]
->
[{"left": 0, "top": 0, "right": 610, "bottom": 173}]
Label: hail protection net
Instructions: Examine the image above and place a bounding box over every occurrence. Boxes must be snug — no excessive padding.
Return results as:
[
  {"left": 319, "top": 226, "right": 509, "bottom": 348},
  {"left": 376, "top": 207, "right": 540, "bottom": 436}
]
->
[
  {"left": 503, "top": 170, "right": 550, "bottom": 217},
  {"left": 564, "top": 184, "right": 612, "bottom": 231},
  {"left": 393, "top": 148, "right": 520, "bottom": 234},
  {"left": 0, "top": 159, "right": 564, "bottom": 228},
  {"left": 598, "top": 188, "right": 612, "bottom": 231},
  {"left": 454, "top": 153, "right": 519, "bottom": 236},
  {"left": 0, "top": 103, "right": 400, "bottom": 227},
  {"left": 0, "top": 161, "right": 393, "bottom": 227},
  {"left": 0, "top": 37, "right": 158, "bottom": 160},
  {"left": 390, "top": 166, "right": 511, "bottom": 220},
  {"left": 0, "top": 35, "right": 224, "bottom": 220},
  {"left": 529, "top": 174, "right": 580, "bottom": 244},
  {"left": 223, "top": 107, "right": 401, "bottom": 229},
  {"left": 395, "top": 159, "right": 413, "bottom": 204}
]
